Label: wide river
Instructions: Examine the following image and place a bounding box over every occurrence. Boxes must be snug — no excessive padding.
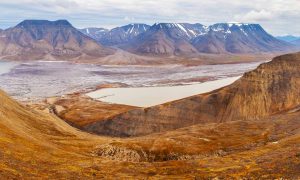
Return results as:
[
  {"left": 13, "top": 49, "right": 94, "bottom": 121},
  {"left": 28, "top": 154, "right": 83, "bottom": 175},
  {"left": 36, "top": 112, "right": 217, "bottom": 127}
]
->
[{"left": 0, "top": 61, "right": 262, "bottom": 102}]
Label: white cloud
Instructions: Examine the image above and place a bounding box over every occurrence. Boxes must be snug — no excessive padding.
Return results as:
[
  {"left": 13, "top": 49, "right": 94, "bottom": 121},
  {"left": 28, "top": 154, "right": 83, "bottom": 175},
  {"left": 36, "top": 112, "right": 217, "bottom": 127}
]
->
[
  {"left": 0, "top": 0, "right": 299, "bottom": 35},
  {"left": 236, "top": 10, "right": 274, "bottom": 22}
]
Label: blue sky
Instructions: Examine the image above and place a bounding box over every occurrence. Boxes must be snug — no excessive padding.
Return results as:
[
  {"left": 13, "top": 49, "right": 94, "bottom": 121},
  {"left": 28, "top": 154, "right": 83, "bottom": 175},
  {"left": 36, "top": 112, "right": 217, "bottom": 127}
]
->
[{"left": 0, "top": 0, "right": 299, "bottom": 36}]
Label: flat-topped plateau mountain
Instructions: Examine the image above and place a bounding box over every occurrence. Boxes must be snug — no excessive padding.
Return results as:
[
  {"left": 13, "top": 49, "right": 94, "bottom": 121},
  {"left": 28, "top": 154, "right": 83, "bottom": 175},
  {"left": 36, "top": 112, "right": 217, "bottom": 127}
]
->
[{"left": 0, "top": 20, "right": 115, "bottom": 61}]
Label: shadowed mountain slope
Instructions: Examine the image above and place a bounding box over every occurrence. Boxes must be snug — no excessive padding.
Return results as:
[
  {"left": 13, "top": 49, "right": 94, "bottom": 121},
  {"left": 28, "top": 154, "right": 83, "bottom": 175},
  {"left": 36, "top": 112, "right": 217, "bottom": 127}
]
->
[{"left": 0, "top": 20, "right": 115, "bottom": 61}]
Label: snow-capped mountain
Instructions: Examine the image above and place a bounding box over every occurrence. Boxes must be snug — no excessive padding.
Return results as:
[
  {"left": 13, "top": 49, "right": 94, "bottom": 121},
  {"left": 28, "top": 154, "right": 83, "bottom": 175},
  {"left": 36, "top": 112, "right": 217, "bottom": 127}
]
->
[
  {"left": 78, "top": 27, "right": 109, "bottom": 42},
  {"left": 79, "top": 22, "right": 295, "bottom": 55},
  {"left": 191, "top": 23, "right": 294, "bottom": 54},
  {"left": 124, "top": 23, "right": 206, "bottom": 56},
  {"left": 149, "top": 23, "right": 207, "bottom": 40},
  {"left": 124, "top": 22, "right": 295, "bottom": 55},
  {"left": 99, "top": 24, "right": 150, "bottom": 46}
]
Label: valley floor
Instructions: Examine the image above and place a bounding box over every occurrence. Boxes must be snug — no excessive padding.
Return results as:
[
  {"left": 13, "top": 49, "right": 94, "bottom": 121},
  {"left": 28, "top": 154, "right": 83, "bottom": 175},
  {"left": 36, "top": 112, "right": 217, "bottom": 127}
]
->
[
  {"left": 0, "top": 60, "right": 261, "bottom": 102},
  {"left": 1, "top": 53, "right": 299, "bottom": 179}
]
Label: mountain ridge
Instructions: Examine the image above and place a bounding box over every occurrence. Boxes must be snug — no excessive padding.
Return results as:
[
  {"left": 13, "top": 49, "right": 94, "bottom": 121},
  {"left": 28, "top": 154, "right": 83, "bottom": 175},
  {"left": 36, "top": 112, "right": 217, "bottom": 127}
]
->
[
  {"left": 80, "top": 23, "right": 150, "bottom": 46},
  {"left": 0, "top": 20, "right": 115, "bottom": 61},
  {"left": 119, "top": 22, "right": 295, "bottom": 56}
]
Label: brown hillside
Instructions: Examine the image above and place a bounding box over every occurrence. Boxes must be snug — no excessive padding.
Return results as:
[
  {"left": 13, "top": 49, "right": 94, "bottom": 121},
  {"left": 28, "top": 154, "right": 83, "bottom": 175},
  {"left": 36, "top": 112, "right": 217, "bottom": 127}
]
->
[
  {"left": 0, "top": 88, "right": 300, "bottom": 178},
  {"left": 84, "top": 52, "right": 300, "bottom": 137}
]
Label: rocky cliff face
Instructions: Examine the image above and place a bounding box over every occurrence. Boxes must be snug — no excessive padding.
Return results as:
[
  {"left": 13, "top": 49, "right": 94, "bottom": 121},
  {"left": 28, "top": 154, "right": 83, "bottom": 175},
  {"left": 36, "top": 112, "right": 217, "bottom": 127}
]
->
[
  {"left": 0, "top": 20, "right": 115, "bottom": 60},
  {"left": 85, "top": 52, "right": 300, "bottom": 137}
]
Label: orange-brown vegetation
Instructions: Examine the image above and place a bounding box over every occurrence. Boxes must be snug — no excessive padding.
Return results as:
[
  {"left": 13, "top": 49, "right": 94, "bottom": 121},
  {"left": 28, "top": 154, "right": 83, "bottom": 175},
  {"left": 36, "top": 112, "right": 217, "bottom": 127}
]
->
[
  {"left": 0, "top": 52, "right": 300, "bottom": 178},
  {"left": 50, "top": 95, "right": 136, "bottom": 127}
]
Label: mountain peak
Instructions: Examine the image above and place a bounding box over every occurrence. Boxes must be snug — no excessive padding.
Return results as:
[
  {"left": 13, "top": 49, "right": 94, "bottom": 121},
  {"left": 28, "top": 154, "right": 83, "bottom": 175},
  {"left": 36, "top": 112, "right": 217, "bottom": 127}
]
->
[
  {"left": 16, "top": 20, "right": 73, "bottom": 28},
  {"left": 210, "top": 23, "right": 261, "bottom": 30},
  {"left": 0, "top": 19, "right": 115, "bottom": 60},
  {"left": 120, "top": 23, "right": 150, "bottom": 33}
]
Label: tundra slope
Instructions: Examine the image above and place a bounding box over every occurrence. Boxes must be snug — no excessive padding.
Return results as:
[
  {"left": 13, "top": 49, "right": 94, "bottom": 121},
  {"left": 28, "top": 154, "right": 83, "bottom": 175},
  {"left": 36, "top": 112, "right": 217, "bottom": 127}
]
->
[{"left": 0, "top": 53, "right": 300, "bottom": 178}]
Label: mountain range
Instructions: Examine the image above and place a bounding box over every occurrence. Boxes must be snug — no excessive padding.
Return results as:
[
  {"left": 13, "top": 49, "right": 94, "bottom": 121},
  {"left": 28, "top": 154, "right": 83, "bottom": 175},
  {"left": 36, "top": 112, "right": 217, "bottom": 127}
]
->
[
  {"left": 0, "top": 20, "right": 298, "bottom": 61},
  {"left": 81, "top": 22, "right": 296, "bottom": 55},
  {"left": 79, "top": 24, "right": 150, "bottom": 46}
]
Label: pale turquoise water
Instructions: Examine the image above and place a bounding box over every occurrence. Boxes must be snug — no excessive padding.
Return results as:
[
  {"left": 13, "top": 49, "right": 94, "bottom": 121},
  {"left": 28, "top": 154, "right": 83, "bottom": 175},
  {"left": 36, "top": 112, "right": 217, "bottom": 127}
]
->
[{"left": 87, "top": 76, "right": 241, "bottom": 107}]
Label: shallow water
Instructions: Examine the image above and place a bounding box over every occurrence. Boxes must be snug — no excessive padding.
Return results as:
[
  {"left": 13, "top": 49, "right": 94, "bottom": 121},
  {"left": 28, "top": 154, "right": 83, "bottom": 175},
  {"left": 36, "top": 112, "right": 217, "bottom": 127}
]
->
[
  {"left": 87, "top": 76, "right": 240, "bottom": 107},
  {"left": 0, "top": 61, "right": 261, "bottom": 101}
]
